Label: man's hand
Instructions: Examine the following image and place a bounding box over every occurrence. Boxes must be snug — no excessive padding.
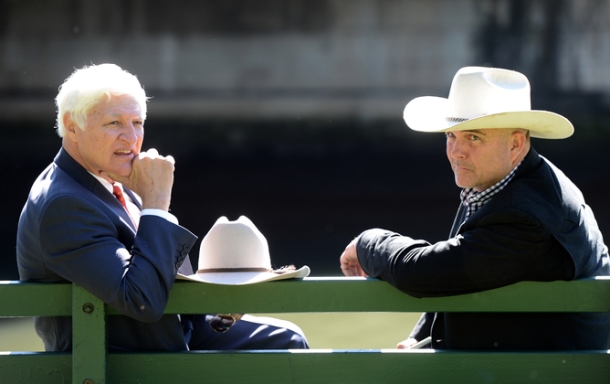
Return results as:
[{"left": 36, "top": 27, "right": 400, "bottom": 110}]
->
[
  {"left": 104, "top": 148, "right": 175, "bottom": 211},
  {"left": 396, "top": 337, "right": 418, "bottom": 349},
  {"left": 340, "top": 238, "right": 368, "bottom": 277}
]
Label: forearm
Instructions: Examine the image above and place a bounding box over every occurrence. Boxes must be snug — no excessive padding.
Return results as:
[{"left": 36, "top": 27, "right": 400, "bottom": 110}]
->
[
  {"left": 114, "top": 216, "right": 197, "bottom": 320},
  {"left": 355, "top": 228, "right": 433, "bottom": 297},
  {"left": 39, "top": 198, "right": 197, "bottom": 321},
  {"left": 354, "top": 220, "right": 572, "bottom": 297}
]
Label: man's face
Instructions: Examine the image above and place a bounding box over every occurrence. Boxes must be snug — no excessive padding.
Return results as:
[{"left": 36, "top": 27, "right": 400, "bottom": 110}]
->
[
  {"left": 445, "top": 128, "right": 516, "bottom": 192},
  {"left": 66, "top": 94, "right": 144, "bottom": 182}
]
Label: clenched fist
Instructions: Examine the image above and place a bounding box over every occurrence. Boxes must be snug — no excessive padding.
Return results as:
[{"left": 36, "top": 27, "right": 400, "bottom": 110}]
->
[{"left": 104, "top": 148, "right": 176, "bottom": 211}]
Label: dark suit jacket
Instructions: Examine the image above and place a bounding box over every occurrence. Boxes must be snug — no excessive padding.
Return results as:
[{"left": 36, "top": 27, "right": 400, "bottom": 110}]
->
[
  {"left": 17, "top": 148, "right": 198, "bottom": 351},
  {"left": 356, "top": 148, "right": 610, "bottom": 350}
]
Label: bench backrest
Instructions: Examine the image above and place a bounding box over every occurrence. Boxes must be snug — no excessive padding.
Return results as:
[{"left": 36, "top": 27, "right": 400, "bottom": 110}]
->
[{"left": 1, "top": 277, "right": 609, "bottom": 384}]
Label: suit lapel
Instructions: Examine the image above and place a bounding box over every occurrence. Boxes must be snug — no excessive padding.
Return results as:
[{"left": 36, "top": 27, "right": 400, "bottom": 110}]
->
[
  {"left": 449, "top": 204, "right": 467, "bottom": 238},
  {"left": 54, "top": 148, "right": 138, "bottom": 231}
]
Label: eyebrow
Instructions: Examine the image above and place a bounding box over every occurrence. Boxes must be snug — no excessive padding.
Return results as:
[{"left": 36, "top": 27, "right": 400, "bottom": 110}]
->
[
  {"left": 460, "top": 129, "right": 487, "bottom": 136},
  {"left": 107, "top": 112, "right": 143, "bottom": 119}
]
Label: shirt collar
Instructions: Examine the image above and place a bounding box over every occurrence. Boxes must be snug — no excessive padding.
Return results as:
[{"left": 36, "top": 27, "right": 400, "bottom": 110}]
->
[
  {"left": 460, "top": 159, "right": 523, "bottom": 219},
  {"left": 88, "top": 172, "right": 120, "bottom": 194}
]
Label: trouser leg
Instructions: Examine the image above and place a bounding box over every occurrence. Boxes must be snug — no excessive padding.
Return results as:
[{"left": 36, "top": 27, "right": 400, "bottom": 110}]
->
[{"left": 186, "top": 314, "right": 309, "bottom": 350}]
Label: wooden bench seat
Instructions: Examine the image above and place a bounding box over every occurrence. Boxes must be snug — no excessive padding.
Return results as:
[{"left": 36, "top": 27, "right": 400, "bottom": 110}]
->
[{"left": 1, "top": 277, "right": 609, "bottom": 384}]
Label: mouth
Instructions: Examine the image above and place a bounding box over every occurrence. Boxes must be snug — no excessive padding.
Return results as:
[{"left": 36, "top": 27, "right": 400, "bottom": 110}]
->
[
  {"left": 115, "top": 150, "right": 135, "bottom": 156},
  {"left": 452, "top": 163, "right": 472, "bottom": 173}
]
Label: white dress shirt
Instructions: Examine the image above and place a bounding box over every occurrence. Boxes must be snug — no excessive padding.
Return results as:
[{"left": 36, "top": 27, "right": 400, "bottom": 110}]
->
[{"left": 89, "top": 173, "right": 178, "bottom": 225}]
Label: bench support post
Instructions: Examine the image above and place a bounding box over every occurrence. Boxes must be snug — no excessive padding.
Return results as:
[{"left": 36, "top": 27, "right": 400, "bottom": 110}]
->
[{"left": 72, "top": 284, "right": 107, "bottom": 384}]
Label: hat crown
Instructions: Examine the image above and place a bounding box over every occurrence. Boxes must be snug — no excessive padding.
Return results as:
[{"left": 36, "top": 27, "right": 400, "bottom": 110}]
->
[
  {"left": 198, "top": 216, "right": 271, "bottom": 270},
  {"left": 447, "top": 67, "right": 531, "bottom": 119}
]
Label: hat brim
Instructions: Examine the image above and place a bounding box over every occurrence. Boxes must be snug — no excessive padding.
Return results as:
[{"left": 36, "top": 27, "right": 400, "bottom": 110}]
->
[
  {"left": 177, "top": 265, "right": 310, "bottom": 285},
  {"left": 403, "top": 96, "right": 574, "bottom": 139}
]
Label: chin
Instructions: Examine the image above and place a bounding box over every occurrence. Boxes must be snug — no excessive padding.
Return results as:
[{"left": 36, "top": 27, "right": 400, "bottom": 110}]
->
[
  {"left": 454, "top": 174, "right": 476, "bottom": 188},
  {"left": 454, "top": 178, "right": 468, "bottom": 189},
  {"left": 112, "top": 167, "right": 132, "bottom": 178}
]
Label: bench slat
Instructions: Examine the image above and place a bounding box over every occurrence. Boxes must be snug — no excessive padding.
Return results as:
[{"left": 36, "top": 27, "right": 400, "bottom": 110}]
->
[
  {"left": 160, "top": 277, "right": 610, "bottom": 314},
  {"left": 0, "top": 281, "right": 71, "bottom": 316},
  {"left": 0, "top": 352, "right": 71, "bottom": 383},
  {"left": 2, "top": 278, "right": 609, "bottom": 317},
  {"left": 107, "top": 350, "right": 610, "bottom": 384},
  {"left": 3, "top": 351, "right": 608, "bottom": 384}
]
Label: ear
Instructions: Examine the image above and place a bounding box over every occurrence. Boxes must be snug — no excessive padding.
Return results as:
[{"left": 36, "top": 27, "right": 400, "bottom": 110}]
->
[
  {"left": 509, "top": 130, "right": 528, "bottom": 162},
  {"left": 63, "top": 113, "right": 79, "bottom": 142}
]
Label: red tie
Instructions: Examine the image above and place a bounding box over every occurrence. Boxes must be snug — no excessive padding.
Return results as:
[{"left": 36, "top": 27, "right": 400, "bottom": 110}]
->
[
  {"left": 112, "top": 184, "right": 128, "bottom": 209},
  {"left": 112, "top": 184, "right": 137, "bottom": 228}
]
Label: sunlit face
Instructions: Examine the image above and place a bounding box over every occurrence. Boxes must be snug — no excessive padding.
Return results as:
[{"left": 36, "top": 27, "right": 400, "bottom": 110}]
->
[
  {"left": 446, "top": 129, "right": 517, "bottom": 192},
  {"left": 65, "top": 94, "right": 144, "bottom": 182}
]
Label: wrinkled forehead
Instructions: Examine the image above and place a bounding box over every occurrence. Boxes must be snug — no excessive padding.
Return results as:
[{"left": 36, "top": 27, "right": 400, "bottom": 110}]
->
[{"left": 86, "top": 94, "right": 145, "bottom": 121}]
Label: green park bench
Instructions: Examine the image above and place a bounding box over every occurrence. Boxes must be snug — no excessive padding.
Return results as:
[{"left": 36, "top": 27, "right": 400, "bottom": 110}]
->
[{"left": 1, "top": 277, "right": 609, "bottom": 383}]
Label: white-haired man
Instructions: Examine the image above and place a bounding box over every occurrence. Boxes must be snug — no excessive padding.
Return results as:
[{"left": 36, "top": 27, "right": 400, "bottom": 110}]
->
[
  {"left": 340, "top": 67, "right": 610, "bottom": 350},
  {"left": 17, "top": 63, "right": 308, "bottom": 351}
]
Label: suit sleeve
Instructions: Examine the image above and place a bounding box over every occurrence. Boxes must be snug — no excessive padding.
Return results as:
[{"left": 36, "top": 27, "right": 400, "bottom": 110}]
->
[
  {"left": 355, "top": 208, "right": 574, "bottom": 298},
  {"left": 409, "top": 312, "right": 434, "bottom": 341},
  {"left": 39, "top": 194, "right": 197, "bottom": 322}
]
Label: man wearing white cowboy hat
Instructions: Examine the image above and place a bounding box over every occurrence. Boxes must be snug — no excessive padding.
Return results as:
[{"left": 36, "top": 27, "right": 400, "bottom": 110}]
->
[{"left": 340, "top": 66, "right": 610, "bottom": 350}]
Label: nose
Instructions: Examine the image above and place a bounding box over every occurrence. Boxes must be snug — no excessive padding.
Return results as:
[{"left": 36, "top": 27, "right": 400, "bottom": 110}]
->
[
  {"left": 447, "top": 137, "right": 466, "bottom": 159},
  {"left": 120, "top": 123, "right": 140, "bottom": 144}
]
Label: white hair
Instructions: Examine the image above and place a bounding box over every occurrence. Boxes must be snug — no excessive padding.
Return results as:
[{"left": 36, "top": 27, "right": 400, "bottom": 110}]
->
[{"left": 55, "top": 63, "right": 148, "bottom": 137}]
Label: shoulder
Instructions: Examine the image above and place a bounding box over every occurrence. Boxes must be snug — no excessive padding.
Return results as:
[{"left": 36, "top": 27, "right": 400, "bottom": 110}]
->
[
  {"left": 22, "top": 163, "right": 119, "bottom": 241},
  {"left": 27, "top": 163, "right": 103, "bottom": 215},
  {"left": 503, "top": 155, "right": 584, "bottom": 222}
]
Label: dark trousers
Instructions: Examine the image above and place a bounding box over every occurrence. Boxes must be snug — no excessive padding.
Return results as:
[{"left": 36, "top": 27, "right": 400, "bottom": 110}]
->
[{"left": 184, "top": 314, "right": 309, "bottom": 350}]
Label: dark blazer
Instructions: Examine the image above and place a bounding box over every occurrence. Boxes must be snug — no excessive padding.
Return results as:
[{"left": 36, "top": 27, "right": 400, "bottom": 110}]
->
[
  {"left": 17, "top": 148, "right": 198, "bottom": 351},
  {"left": 356, "top": 148, "right": 610, "bottom": 350}
]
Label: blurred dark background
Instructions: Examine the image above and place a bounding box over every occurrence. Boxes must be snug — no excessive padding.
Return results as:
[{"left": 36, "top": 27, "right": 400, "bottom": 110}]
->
[{"left": 1, "top": 0, "right": 610, "bottom": 279}]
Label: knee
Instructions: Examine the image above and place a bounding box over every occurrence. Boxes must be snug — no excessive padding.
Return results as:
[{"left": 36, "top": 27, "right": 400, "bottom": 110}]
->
[
  {"left": 286, "top": 329, "right": 309, "bottom": 349},
  {"left": 244, "top": 315, "right": 310, "bottom": 349}
]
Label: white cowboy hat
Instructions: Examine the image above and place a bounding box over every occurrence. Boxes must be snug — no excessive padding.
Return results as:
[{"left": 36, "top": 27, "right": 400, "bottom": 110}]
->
[
  {"left": 178, "top": 216, "right": 310, "bottom": 285},
  {"left": 403, "top": 66, "right": 573, "bottom": 139}
]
